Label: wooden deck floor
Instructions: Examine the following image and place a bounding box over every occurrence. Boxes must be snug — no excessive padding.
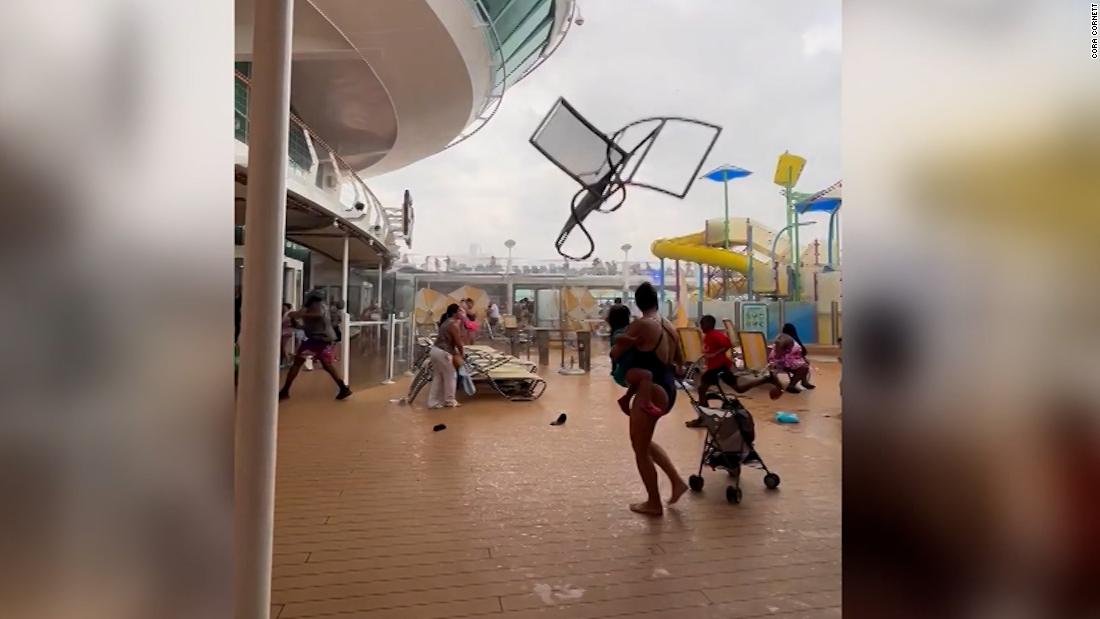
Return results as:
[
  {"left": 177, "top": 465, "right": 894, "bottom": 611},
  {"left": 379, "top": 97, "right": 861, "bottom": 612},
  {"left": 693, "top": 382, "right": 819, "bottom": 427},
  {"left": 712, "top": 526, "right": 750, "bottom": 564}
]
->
[{"left": 271, "top": 348, "right": 841, "bottom": 618}]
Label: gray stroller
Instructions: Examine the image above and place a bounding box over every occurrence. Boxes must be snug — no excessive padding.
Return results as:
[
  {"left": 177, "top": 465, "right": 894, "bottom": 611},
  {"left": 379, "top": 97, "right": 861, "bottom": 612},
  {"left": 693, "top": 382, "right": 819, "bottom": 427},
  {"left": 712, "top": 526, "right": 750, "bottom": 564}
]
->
[{"left": 680, "top": 383, "right": 781, "bottom": 504}]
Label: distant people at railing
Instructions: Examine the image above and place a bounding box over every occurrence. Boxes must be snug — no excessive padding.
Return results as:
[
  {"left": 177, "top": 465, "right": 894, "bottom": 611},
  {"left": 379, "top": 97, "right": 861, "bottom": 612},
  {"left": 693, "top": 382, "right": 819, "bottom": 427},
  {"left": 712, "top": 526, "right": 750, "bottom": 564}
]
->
[
  {"left": 517, "top": 297, "right": 532, "bottom": 328},
  {"left": 460, "top": 298, "right": 479, "bottom": 343},
  {"left": 487, "top": 301, "right": 501, "bottom": 332},
  {"left": 598, "top": 301, "right": 611, "bottom": 321},
  {"left": 356, "top": 303, "right": 382, "bottom": 352}
]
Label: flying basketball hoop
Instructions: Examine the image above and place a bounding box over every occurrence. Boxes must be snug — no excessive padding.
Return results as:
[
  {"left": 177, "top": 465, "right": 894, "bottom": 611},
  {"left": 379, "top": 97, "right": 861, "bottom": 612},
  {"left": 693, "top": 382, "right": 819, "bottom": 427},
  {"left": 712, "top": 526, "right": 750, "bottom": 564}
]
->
[{"left": 530, "top": 98, "right": 722, "bottom": 260}]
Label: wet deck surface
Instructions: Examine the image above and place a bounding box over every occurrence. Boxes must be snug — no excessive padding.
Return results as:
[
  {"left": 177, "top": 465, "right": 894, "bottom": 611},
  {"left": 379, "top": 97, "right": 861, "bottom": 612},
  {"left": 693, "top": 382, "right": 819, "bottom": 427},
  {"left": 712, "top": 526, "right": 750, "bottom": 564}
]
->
[{"left": 272, "top": 345, "right": 841, "bottom": 618}]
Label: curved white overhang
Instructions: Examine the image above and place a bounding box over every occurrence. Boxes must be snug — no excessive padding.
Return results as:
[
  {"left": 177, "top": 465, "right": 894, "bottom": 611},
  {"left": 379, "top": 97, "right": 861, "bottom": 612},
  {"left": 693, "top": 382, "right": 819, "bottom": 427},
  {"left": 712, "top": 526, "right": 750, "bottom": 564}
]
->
[
  {"left": 305, "top": 0, "right": 480, "bottom": 177},
  {"left": 236, "top": 0, "right": 573, "bottom": 177},
  {"left": 236, "top": 0, "right": 398, "bottom": 171},
  {"left": 237, "top": 0, "right": 477, "bottom": 174}
]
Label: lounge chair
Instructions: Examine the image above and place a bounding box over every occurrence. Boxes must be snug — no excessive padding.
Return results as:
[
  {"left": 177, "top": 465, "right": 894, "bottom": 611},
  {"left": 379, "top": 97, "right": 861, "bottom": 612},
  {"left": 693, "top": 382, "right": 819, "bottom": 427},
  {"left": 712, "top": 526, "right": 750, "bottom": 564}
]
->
[
  {"left": 737, "top": 331, "right": 771, "bottom": 377},
  {"left": 676, "top": 326, "right": 706, "bottom": 385},
  {"left": 405, "top": 343, "right": 546, "bottom": 403},
  {"left": 464, "top": 344, "right": 537, "bottom": 372}
]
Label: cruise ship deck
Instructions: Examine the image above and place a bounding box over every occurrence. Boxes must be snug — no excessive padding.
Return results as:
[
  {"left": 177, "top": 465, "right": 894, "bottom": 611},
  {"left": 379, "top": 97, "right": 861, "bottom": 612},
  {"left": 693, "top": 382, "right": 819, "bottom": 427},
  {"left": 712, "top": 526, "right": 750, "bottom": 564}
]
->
[{"left": 270, "top": 342, "right": 841, "bottom": 618}]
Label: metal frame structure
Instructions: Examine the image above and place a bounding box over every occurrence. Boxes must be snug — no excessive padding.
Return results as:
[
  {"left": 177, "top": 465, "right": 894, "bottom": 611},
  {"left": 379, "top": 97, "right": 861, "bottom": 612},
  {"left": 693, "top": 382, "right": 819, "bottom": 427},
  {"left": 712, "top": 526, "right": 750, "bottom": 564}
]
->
[{"left": 530, "top": 97, "right": 722, "bottom": 261}]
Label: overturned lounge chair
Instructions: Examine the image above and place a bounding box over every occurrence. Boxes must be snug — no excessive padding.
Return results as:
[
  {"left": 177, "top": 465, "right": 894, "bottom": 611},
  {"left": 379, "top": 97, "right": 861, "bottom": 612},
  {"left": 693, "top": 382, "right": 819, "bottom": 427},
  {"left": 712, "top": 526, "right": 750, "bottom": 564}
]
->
[{"left": 405, "top": 344, "right": 546, "bottom": 404}]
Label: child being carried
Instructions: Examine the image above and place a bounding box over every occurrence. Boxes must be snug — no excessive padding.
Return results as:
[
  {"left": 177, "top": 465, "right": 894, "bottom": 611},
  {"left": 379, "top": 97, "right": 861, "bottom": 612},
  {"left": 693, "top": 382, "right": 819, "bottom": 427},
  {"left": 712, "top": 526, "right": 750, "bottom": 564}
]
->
[{"left": 606, "top": 304, "right": 663, "bottom": 416}]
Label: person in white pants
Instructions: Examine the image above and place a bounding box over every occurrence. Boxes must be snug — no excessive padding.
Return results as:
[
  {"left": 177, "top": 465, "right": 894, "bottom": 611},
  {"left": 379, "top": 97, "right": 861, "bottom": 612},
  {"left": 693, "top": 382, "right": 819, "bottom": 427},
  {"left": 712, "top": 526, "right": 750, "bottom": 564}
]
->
[{"left": 427, "top": 304, "right": 464, "bottom": 409}]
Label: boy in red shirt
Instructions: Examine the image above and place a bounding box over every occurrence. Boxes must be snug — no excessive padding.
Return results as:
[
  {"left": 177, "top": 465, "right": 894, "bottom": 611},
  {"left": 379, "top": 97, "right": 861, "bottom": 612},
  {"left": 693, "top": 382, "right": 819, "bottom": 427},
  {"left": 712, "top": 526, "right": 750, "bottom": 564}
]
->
[
  {"left": 697, "top": 315, "right": 735, "bottom": 402},
  {"left": 687, "top": 315, "right": 783, "bottom": 427}
]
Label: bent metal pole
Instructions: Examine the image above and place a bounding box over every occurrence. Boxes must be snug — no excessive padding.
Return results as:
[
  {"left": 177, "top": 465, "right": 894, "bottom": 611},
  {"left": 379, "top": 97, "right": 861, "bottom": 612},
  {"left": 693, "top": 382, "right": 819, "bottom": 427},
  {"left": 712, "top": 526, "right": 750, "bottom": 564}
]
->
[{"left": 234, "top": 0, "right": 294, "bottom": 618}]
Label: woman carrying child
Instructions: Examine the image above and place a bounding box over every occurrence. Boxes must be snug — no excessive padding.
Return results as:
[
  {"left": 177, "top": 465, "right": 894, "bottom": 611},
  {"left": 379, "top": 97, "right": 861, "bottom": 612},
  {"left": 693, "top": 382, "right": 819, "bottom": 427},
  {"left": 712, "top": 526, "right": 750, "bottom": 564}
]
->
[{"left": 609, "top": 283, "right": 689, "bottom": 516}]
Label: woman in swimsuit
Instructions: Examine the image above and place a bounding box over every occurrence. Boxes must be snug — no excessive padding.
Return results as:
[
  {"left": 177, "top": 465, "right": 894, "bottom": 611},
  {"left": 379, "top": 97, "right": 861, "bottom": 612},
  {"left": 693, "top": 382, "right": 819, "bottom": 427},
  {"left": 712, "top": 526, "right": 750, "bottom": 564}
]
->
[{"left": 610, "top": 282, "right": 689, "bottom": 516}]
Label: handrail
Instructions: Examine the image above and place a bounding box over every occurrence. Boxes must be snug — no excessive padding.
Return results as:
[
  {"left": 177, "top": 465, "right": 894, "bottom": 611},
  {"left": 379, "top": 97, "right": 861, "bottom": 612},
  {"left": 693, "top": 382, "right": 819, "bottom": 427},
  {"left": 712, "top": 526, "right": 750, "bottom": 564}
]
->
[
  {"left": 234, "top": 71, "right": 406, "bottom": 250},
  {"left": 449, "top": 0, "right": 510, "bottom": 148}
]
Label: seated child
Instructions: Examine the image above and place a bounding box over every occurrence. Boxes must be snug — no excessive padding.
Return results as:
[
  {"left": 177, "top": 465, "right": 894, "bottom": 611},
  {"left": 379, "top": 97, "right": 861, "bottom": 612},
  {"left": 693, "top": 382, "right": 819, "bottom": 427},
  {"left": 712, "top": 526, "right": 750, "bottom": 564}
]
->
[
  {"left": 770, "top": 333, "right": 811, "bottom": 394},
  {"left": 606, "top": 304, "right": 661, "bottom": 416}
]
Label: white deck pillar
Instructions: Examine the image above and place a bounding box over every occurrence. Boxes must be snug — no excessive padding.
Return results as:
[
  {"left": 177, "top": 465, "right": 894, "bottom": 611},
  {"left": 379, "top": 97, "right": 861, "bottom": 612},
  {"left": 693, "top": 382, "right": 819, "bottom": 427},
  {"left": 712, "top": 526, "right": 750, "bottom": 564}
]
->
[{"left": 234, "top": 0, "right": 294, "bottom": 617}]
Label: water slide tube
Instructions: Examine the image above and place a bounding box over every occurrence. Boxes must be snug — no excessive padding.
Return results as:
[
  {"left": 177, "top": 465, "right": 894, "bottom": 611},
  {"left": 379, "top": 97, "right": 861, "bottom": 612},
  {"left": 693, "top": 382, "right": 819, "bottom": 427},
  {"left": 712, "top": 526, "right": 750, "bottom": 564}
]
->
[{"left": 651, "top": 231, "right": 786, "bottom": 295}]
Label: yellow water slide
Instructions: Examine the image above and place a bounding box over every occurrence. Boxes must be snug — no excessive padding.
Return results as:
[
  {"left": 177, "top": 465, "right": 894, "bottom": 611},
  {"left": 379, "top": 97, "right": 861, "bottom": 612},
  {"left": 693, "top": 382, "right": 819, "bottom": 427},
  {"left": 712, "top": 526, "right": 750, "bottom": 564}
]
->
[{"left": 651, "top": 218, "right": 790, "bottom": 295}]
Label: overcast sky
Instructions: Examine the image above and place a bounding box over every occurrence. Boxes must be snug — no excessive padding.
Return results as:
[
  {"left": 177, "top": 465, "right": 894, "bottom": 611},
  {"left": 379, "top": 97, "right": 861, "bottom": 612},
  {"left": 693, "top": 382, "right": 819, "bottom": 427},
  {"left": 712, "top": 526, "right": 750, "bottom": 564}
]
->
[{"left": 369, "top": 0, "right": 840, "bottom": 263}]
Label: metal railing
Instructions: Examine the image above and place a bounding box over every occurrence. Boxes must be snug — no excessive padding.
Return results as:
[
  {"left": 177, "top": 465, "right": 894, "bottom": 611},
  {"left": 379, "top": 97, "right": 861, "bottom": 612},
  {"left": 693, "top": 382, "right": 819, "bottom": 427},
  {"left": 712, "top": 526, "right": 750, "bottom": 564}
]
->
[
  {"left": 399, "top": 253, "right": 693, "bottom": 279},
  {"left": 450, "top": 0, "right": 576, "bottom": 148},
  {"left": 234, "top": 72, "right": 410, "bottom": 251}
]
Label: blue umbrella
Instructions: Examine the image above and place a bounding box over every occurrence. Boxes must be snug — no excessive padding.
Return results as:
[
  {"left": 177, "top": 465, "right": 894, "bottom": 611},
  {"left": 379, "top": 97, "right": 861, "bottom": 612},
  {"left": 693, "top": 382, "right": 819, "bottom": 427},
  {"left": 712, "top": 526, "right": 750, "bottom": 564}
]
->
[{"left": 794, "top": 182, "right": 842, "bottom": 266}]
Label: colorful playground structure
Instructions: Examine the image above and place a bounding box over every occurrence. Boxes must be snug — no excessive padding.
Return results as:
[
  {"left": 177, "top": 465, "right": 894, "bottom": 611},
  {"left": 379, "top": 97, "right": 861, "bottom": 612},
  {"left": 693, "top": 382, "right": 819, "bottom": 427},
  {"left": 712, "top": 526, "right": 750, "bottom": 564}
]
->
[
  {"left": 408, "top": 152, "right": 842, "bottom": 355},
  {"left": 651, "top": 217, "right": 795, "bottom": 297},
  {"left": 651, "top": 156, "right": 842, "bottom": 345}
]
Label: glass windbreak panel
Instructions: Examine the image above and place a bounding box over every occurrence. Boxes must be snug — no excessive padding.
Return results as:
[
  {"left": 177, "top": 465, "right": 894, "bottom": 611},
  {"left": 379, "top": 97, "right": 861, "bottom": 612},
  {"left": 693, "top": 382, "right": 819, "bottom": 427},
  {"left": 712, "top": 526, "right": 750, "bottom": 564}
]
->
[
  {"left": 347, "top": 322, "right": 390, "bottom": 388},
  {"left": 494, "top": 0, "right": 550, "bottom": 46},
  {"left": 501, "top": 9, "right": 551, "bottom": 61},
  {"left": 505, "top": 20, "right": 551, "bottom": 76},
  {"left": 393, "top": 276, "right": 416, "bottom": 318},
  {"left": 477, "top": 0, "right": 513, "bottom": 22},
  {"left": 488, "top": 64, "right": 507, "bottom": 90},
  {"left": 234, "top": 77, "right": 249, "bottom": 141},
  {"left": 506, "top": 44, "right": 541, "bottom": 80},
  {"left": 288, "top": 118, "right": 313, "bottom": 172}
]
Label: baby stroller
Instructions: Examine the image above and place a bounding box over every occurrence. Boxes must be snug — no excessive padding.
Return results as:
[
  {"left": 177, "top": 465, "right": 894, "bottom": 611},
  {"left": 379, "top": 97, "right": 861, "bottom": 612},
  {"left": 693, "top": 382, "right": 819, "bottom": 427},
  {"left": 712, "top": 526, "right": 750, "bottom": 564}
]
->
[{"left": 680, "top": 381, "right": 781, "bottom": 504}]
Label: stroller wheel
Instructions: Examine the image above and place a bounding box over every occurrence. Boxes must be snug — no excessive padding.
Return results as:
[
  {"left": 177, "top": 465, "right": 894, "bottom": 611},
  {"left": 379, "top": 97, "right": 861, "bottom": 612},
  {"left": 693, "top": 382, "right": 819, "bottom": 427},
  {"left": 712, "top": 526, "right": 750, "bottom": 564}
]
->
[
  {"left": 726, "top": 486, "right": 742, "bottom": 504},
  {"left": 764, "top": 473, "right": 781, "bottom": 489},
  {"left": 688, "top": 475, "right": 704, "bottom": 492}
]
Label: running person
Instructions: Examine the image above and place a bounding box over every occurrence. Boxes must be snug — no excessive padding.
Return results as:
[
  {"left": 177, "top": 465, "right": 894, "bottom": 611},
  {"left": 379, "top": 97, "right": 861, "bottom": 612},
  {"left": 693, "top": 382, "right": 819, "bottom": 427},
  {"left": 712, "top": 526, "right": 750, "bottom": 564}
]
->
[
  {"left": 278, "top": 293, "right": 352, "bottom": 401},
  {"left": 686, "top": 316, "right": 784, "bottom": 427}
]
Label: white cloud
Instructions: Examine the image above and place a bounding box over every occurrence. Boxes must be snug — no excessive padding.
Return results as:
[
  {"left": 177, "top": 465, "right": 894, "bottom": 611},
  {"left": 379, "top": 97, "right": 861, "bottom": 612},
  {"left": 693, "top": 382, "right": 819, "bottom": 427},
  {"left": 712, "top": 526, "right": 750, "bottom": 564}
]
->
[{"left": 802, "top": 21, "right": 842, "bottom": 57}]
